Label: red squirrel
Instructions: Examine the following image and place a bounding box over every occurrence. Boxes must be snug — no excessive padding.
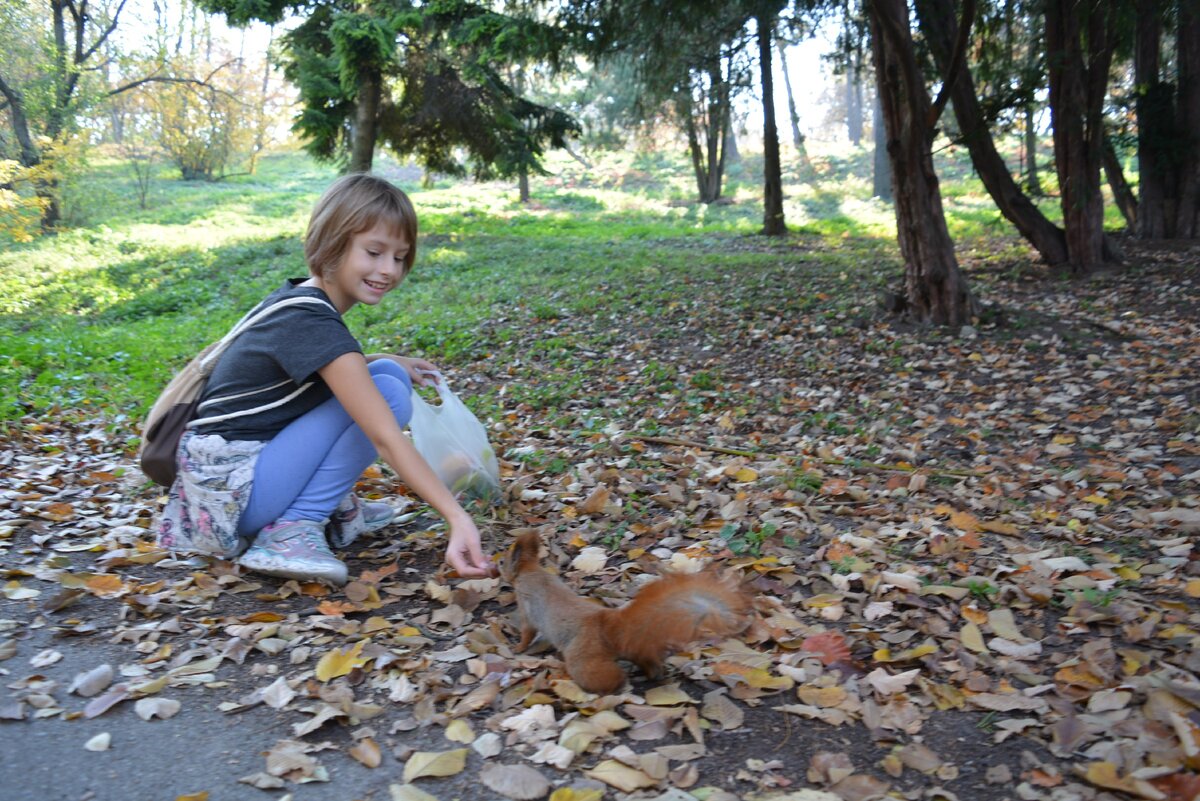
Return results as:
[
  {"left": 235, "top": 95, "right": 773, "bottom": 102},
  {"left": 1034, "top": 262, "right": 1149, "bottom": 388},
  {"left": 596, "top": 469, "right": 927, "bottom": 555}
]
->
[{"left": 499, "top": 530, "right": 750, "bottom": 694}]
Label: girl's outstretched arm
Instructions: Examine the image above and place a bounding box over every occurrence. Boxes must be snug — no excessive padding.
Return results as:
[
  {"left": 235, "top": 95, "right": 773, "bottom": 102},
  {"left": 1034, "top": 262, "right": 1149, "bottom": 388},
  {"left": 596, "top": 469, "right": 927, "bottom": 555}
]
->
[{"left": 319, "top": 352, "right": 495, "bottom": 578}]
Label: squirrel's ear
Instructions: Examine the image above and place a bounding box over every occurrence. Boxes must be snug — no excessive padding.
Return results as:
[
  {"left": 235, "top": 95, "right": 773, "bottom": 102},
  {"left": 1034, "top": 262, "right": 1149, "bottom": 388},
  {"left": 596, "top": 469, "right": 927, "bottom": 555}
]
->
[{"left": 512, "top": 531, "right": 540, "bottom": 562}]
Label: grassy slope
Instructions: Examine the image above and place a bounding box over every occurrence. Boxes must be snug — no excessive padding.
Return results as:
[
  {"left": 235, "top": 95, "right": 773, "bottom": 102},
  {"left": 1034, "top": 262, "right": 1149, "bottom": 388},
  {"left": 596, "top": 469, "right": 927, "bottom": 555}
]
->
[{"left": 0, "top": 142, "right": 1126, "bottom": 432}]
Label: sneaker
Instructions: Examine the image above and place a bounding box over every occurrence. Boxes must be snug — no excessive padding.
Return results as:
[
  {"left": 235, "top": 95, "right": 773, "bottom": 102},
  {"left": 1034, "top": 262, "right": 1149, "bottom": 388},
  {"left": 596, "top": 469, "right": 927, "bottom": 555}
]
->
[
  {"left": 238, "top": 519, "right": 348, "bottom": 586},
  {"left": 328, "top": 494, "right": 396, "bottom": 550}
]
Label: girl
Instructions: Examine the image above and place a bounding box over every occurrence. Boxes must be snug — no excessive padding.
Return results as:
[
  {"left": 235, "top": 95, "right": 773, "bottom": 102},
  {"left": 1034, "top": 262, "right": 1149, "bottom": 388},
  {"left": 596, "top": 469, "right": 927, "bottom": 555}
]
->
[{"left": 155, "top": 173, "right": 494, "bottom": 585}]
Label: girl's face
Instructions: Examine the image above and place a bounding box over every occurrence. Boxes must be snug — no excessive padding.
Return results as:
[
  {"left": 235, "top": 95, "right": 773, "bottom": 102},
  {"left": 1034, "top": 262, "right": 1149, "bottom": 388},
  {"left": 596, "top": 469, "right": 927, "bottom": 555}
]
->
[{"left": 324, "top": 222, "right": 410, "bottom": 313}]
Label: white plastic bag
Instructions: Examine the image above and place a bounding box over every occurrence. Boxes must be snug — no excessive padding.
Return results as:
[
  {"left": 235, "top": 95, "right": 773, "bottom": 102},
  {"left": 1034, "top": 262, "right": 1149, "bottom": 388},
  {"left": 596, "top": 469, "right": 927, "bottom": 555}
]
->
[{"left": 408, "top": 374, "right": 501, "bottom": 503}]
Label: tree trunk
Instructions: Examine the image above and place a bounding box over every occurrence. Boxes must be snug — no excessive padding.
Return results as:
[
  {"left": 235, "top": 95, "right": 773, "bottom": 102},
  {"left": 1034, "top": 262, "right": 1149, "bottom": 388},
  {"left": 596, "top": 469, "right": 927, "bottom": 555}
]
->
[
  {"left": 758, "top": 14, "right": 786, "bottom": 235},
  {"left": 777, "top": 35, "right": 814, "bottom": 179},
  {"left": 1024, "top": 102, "right": 1042, "bottom": 195},
  {"left": 518, "top": 166, "right": 530, "bottom": 204},
  {"left": 777, "top": 37, "right": 802, "bottom": 150},
  {"left": 847, "top": 47, "right": 864, "bottom": 146},
  {"left": 915, "top": 0, "right": 1069, "bottom": 266},
  {"left": 872, "top": 92, "right": 892, "bottom": 200},
  {"left": 681, "top": 77, "right": 726, "bottom": 204},
  {"left": 1134, "top": 0, "right": 1168, "bottom": 238},
  {"left": 726, "top": 116, "right": 741, "bottom": 164},
  {"left": 1175, "top": 0, "right": 1200, "bottom": 237},
  {"left": 1102, "top": 135, "right": 1138, "bottom": 231},
  {"left": 868, "top": 0, "right": 975, "bottom": 327},
  {"left": 349, "top": 66, "right": 382, "bottom": 173},
  {"left": 1045, "top": 0, "right": 1118, "bottom": 273}
]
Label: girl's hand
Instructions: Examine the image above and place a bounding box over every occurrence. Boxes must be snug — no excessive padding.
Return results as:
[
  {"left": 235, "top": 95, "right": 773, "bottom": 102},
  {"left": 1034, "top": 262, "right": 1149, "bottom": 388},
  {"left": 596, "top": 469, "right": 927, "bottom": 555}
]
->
[
  {"left": 367, "top": 354, "right": 441, "bottom": 386},
  {"left": 445, "top": 516, "right": 496, "bottom": 578},
  {"left": 396, "top": 355, "right": 440, "bottom": 386}
]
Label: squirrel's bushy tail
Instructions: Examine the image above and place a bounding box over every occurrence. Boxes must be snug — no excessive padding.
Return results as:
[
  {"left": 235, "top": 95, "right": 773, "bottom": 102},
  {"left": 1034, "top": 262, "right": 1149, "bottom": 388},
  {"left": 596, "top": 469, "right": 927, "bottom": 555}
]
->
[{"left": 598, "top": 571, "right": 749, "bottom": 678}]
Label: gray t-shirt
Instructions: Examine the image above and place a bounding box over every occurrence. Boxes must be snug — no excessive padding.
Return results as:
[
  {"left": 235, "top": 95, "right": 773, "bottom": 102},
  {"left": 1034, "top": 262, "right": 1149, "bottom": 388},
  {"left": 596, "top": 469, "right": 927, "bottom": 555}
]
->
[{"left": 192, "top": 280, "right": 362, "bottom": 440}]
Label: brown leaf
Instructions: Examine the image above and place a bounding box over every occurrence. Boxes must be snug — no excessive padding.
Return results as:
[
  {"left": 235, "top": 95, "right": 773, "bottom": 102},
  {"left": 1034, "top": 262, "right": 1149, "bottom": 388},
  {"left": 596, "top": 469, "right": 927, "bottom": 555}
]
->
[{"left": 349, "top": 738, "right": 383, "bottom": 768}]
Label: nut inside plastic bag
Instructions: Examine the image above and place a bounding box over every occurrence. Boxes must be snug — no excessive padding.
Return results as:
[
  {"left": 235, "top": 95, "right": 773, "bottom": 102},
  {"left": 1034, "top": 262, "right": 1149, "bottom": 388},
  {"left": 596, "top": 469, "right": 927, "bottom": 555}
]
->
[{"left": 408, "top": 373, "right": 501, "bottom": 504}]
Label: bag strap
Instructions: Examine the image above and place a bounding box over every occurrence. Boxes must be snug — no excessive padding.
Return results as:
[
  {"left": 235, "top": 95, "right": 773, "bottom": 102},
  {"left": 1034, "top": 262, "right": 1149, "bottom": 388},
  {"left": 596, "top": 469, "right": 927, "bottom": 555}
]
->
[
  {"left": 187, "top": 295, "right": 336, "bottom": 430},
  {"left": 198, "top": 296, "right": 335, "bottom": 372}
]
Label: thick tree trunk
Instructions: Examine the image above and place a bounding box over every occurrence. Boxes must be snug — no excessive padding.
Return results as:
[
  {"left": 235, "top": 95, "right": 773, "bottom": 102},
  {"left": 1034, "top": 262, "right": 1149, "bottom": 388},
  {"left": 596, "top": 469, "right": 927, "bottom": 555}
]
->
[
  {"left": 868, "top": 0, "right": 975, "bottom": 327},
  {"left": 1046, "top": 0, "right": 1118, "bottom": 273},
  {"left": 1134, "top": 0, "right": 1168, "bottom": 238},
  {"left": 915, "top": 0, "right": 1069, "bottom": 266},
  {"left": 872, "top": 92, "right": 892, "bottom": 200},
  {"left": 758, "top": 15, "right": 786, "bottom": 235},
  {"left": 1175, "top": 1, "right": 1200, "bottom": 237},
  {"left": 1103, "top": 135, "right": 1138, "bottom": 231},
  {"left": 349, "top": 66, "right": 382, "bottom": 173}
]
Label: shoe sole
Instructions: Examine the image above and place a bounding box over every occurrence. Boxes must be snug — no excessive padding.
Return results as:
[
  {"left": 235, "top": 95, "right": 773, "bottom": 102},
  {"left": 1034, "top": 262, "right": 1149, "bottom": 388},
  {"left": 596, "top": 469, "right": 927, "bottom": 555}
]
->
[{"left": 238, "top": 556, "right": 348, "bottom": 587}]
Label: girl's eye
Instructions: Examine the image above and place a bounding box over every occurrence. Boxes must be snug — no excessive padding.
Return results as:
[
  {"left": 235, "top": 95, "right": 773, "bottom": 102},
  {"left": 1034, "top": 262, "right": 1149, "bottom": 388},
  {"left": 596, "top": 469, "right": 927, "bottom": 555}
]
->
[{"left": 366, "top": 250, "right": 380, "bottom": 257}]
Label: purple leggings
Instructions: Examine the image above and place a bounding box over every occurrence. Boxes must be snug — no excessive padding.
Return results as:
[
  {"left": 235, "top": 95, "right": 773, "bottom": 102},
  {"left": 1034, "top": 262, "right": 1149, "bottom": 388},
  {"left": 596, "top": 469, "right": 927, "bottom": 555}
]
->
[{"left": 237, "top": 359, "right": 413, "bottom": 536}]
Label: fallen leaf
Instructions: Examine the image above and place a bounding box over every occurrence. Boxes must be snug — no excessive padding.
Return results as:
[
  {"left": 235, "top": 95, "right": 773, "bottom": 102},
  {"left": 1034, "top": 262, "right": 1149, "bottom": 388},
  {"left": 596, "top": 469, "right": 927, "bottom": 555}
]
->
[
  {"left": 69, "top": 664, "right": 115, "bottom": 697},
  {"left": 866, "top": 668, "right": 920, "bottom": 696},
  {"left": 480, "top": 763, "right": 552, "bottom": 799},
  {"left": 390, "top": 784, "right": 441, "bottom": 801},
  {"left": 84, "top": 733, "right": 111, "bottom": 752},
  {"left": 584, "top": 760, "right": 658, "bottom": 792},
  {"left": 350, "top": 738, "right": 382, "bottom": 768},
  {"left": 314, "top": 640, "right": 368, "bottom": 681},
  {"left": 801, "top": 631, "right": 852, "bottom": 666},
  {"left": 402, "top": 749, "right": 468, "bottom": 782},
  {"left": 134, "top": 698, "right": 181, "bottom": 720}
]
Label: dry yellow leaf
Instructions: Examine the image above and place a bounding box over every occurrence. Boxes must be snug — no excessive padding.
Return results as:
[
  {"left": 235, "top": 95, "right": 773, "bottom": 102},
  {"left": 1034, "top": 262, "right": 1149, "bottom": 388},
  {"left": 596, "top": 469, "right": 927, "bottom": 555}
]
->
[
  {"left": 550, "top": 789, "right": 605, "bottom": 801},
  {"left": 949, "top": 511, "right": 980, "bottom": 532},
  {"left": 444, "top": 719, "right": 474, "bottom": 744},
  {"left": 1080, "top": 761, "right": 1164, "bottom": 799},
  {"left": 960, "top": 623, "right": 988, "bottom": 653},
  {"left": 734, "top": 467, "right": 758, "bottom": 482},
  {"left": 314, "top": 640, "right": 367, "bottom": 682},
  {"left": 645, "top": 684, "right": 694, "bottom": 706},
  {"left": 979, "top": 519, "right": 1019, "bottom": 535},
  {"left": 797, "top": 685, "right": 847, "bottom": 708},
  {"left": 402, "top": 749, "right": 468, "bottom": 782},
  {"left": 1186, "top": 579, "right": 1200, "bottom": 598},
  {"left": 713, "top": 661, "right": 792, "bottom": 690},
  {"left": 584, "top": 760, "right": 659, "bottom": 792},
  {"left": 85, "top": 574, "right": 127, "bottom": 598}
]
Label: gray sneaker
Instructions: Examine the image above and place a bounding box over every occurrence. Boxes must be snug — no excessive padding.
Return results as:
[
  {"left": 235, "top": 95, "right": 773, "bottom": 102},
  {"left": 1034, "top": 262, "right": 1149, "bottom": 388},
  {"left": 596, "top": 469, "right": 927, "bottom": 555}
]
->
[
  {"left": 328, "top": 494, "right": 396, "bottom": 550},
  {"left": 238, "top": 519, "right": 348, "bottom": 586}
]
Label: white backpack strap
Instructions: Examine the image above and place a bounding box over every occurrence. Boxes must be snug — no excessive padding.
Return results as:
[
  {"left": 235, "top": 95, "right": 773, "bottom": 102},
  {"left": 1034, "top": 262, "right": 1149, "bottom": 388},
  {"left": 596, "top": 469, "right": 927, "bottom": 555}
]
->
[
  {"left": 199, "top": 296, "right": 335, "bottom": 371},
  {"left": 188, "top": 380, "right": 317, "bottom": 428}
]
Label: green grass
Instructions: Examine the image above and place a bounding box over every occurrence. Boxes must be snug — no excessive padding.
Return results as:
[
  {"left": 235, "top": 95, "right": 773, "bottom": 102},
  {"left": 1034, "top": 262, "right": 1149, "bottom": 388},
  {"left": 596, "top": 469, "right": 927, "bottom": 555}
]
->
[{"left": 0, "top": 139, "right": 1126, "bottom": 430}]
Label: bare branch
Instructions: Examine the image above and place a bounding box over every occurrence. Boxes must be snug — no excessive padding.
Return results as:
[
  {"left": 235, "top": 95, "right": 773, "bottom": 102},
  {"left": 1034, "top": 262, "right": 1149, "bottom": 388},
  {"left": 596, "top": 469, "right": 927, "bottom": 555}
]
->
[
  {"left": 79, "top": 0, "right": 130, "bottom": 65},
  {"left": 109, "top": 74, "right": 242, "bottom": 104}
]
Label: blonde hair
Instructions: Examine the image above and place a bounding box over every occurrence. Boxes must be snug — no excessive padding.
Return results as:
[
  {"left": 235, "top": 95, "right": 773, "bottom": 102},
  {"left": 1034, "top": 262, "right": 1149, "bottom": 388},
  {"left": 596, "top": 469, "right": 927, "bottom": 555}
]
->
[{"left": 304, "top": 174, "right": 418, "bottom": 279}]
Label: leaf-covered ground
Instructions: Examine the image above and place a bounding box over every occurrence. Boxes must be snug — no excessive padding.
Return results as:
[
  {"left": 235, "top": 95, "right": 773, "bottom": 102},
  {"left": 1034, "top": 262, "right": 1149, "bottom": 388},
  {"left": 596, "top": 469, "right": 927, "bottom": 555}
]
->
[{"left": 2, "top": 235, "right": 1198, "bottom": 801}]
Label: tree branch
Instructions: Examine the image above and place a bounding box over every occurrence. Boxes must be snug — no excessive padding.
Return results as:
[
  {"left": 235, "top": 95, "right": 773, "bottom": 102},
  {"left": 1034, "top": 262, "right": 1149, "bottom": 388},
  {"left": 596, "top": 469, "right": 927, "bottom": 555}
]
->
[
  {"left": 928, "top": 0, "right": 976, "bottom": 128},
  {"left": 79, "top": 0, "right": 129, "bottom": 65}
]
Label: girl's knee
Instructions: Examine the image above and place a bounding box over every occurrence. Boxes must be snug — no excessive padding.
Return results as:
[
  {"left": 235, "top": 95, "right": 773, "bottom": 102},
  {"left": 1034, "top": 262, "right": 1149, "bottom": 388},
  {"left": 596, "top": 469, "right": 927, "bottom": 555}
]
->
[
  {"left": 368, "top": 358, "right": 411, "bottom": 388},
  {"left": 373, "top": 372, "right": 413, "bottom": 427}
]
